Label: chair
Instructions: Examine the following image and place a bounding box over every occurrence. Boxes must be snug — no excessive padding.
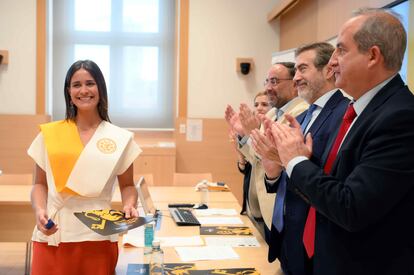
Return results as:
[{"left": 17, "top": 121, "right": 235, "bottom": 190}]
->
[
  {"left": 172, "top": 173, "right": 213, "bottom": 186},
  {"left": 133, "top": 174, "right": 154, "bottom": 186},
  {"left": 0, "top": 173, "right": 33, "bottom": 185}
]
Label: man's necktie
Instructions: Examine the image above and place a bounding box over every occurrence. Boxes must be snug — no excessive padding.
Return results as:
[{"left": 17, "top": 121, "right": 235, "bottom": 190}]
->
[
  {"left": 276, "top": 109, "right": 284, "bottom": 121},
  {"left": 272, "top": 104, "right": 317, "bottom": 232},
  {"left": 303, "top": 103, "right": 357, "bottom": 258},
  {"left": 300, "top": 104, "right": 317, "bottom": 133}
]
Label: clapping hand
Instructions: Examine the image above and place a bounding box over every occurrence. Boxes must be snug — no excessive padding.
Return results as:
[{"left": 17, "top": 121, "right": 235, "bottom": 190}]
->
[
  {"left": 272, "top": 114, "right": 313, "bottom": 167},
  {"left": 239, "top": 104, "right": 260, "bottom": 136},
  {"left": 225, "top": 105, "right": 245, "bottom": 136}
]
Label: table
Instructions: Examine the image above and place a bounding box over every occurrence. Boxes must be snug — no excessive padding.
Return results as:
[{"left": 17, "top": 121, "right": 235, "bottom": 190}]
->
[
  {"left": 0, "top": 186, "right": 239, "bottom": 242},
  {"left": 115, "top": 188, "right": 281, "bottom": 274},
  {"left": 0, "top": 185, "right": 282, "bottom": 274},
  {"left": 116, "top": 203, "right": 281, "bottom": 274}
]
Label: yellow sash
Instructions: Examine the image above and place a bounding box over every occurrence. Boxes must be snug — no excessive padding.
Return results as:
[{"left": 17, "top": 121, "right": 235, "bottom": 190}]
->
[{"left": 40, "top": 120, "right": 83, "bottom": 194}]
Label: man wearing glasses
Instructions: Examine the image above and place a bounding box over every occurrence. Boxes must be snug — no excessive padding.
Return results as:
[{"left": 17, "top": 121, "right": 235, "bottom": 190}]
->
[
  {"left": 225, "top": 62, "right": 307, "bottom": 243},
  {"left": 263, "top": 62, "right": 307, "bottom": 119}
]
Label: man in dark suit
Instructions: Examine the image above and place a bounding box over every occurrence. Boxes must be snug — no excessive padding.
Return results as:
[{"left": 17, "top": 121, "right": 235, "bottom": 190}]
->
[
  {"left": 272, "top": 8, "right": 414, "bottom": 275},
  {"left": 251, "top": 42, "right": 349, "bottom": 274}
]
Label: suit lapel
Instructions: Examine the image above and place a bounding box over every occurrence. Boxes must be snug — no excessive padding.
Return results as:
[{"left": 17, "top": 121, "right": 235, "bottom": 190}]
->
[
  {"left": 330, "top": 75, "right": 405, "bottom": 173},
  {"left": 307, "top": 90, "right": 343, "bottom": 137},
  {"left": 340, "top": 75, "right": 404, "bottom": 152}
]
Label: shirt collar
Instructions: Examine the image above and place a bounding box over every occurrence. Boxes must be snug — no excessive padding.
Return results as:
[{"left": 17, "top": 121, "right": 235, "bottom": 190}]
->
[
  {"left": 353, "top": 74, "right": 396, "bottom": 116},
  {"left": 312, "top": 89, "right": 338, "bottom": 109},
  {"left": 278, "top": 97, "right": 302, "bottom": 117}
]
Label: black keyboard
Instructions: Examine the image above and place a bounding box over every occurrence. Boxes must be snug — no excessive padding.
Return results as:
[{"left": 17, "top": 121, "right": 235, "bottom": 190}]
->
[{"left": 169, "top": 208, "right": 201, "bottom": 226}]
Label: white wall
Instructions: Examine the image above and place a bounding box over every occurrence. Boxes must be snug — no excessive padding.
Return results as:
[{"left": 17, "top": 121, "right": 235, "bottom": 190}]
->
[
  {"left": 0, "top": 0, "right": 36, "bottom": 114},
  {"left": 0, "top": 0, "right": 279, "bottom": 117},
  {"left": 187, "top": 0, "right": 279, "bottom": 118}
]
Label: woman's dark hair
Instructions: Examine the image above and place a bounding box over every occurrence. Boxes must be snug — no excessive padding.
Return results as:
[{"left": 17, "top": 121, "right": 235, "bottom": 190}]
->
[{"left": 64, "top": 60, "right": 110, "bottom": 122}]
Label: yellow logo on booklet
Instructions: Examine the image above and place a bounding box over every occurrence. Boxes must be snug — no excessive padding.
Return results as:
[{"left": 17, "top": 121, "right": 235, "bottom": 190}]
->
[{"left": 97, "top": 138, "right": 117, "bottom": 154}]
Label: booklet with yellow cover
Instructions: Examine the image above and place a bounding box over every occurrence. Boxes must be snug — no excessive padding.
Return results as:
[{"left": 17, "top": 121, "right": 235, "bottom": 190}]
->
[
  {"left": 200, "top": 226, "right": 253, "bottom": 236},
  {"left": 127, "top": 263, "right": 196, "bottom": 275},
  {"left": 127, "top": 264, "right": 259, "bottom": 275},
  {"left": 74, "top": 209, "right": 153, "bottom": 236}
]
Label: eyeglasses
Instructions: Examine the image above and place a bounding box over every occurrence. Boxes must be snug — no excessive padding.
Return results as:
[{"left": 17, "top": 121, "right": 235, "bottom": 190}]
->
[{"left": 263, "top": 77, "right": 292, "bottom": 86}]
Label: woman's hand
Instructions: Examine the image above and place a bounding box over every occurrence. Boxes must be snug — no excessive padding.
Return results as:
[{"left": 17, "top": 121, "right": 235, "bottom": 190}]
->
[
  {"left": 123, "top": 205, "right": 138, "bottom": 219},
  {"left": 35, "top": 208, "right": 58, "bottom": 236}
]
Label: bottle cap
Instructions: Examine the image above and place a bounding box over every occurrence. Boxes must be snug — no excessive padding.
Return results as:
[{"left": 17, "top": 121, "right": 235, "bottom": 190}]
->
[{"left": 152, "top": 239, "right": 161, "bottom": 247}]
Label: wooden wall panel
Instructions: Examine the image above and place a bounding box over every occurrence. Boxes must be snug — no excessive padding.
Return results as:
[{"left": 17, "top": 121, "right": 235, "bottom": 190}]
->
[
  {"left": 175, "top": 118, "right": 244, "bottom": 204},
  {"left": 0, "top": 205, "right": 34, "bottom": 241},
  {"left": 133, "top": 131, "right": 176, "bottom": 186},
  {"left": 133, "top": 147, "right": 176, "bottom": 186},
  {"left": 0, "top": 116, "right": 176, "bottom": 185},
  {"left": 279, "top": 0, "right": 395, "bottom": 50},
  {"left": 316, "top": 0, "right": 343, "bottom": 41},
  {"left": 280, "top": 0, "right": 318, "bottom": 50},
  {"left": 0, "top": 115, "right": 50, "bottom": 174}
]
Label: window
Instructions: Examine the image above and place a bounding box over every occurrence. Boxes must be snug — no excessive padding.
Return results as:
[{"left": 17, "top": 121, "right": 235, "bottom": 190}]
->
[{"left": 50, "top": 0, "right": 176, "bottom": 128}]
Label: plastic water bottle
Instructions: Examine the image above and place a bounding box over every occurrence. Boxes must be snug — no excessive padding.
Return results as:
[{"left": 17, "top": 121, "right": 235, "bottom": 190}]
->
[
  {"left": 149, "top": 239, "right": 164, "bottom": 275},
  {"left": 144, "top": 213, "right": 154, "bottom": 255},
  {"left": 200, "top": 185, "right": 209, "bottom": 206}
]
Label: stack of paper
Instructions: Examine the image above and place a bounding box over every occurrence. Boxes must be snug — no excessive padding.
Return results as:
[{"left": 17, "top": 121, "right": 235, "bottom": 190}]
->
[
  {"left": 175, "top": 246, "right": 239, "bottom": 261},
  {"left": 122, "top": 227, "right": 204, "bottom": 248},
  {"left": 197, "top": 216, "right": 243, "bottom": 225},
  {"left": 204, "top": 236, "right": 260, "bottom": 247},
  {"left": 194, "top": 208, "right": 238, "bottom": 216}
]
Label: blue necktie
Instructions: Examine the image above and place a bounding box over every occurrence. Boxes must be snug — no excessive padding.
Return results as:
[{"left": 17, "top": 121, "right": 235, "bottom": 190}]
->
[
  {"left": 272, "top": 104, "right": 317, "bottom": 232},
  {"left": 300, "top": 104, "right": 317, "bottom": 133}
]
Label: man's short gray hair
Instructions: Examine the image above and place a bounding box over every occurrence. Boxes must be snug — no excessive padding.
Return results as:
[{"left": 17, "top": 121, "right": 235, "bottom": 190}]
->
[
  {"left": 294, "top": 42, "right": 335, "bottom": 71},
  {"left": 352, "top": 8, "right": 406, "bottom": 71}
]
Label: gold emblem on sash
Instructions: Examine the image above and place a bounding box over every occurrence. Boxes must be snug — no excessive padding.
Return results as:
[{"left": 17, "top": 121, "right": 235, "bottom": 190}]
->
[{"left": 97, "top": 138, "right": 117, "bottom": 154}]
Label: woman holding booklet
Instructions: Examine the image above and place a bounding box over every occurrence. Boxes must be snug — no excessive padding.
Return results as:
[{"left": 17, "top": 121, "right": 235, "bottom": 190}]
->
[{"left": 28, "top": 60, "right": 142, "bottom": 274}]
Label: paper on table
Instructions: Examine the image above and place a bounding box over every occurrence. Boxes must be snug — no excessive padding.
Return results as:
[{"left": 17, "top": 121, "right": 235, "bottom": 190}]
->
[
  {"left": 194, "top": 208, "right": 238, "bottom": 216},
  {"left": 158, "top": 236, "right": 204, "bottom": 247},
  {"left": 204, "top": 236, "right": 260, "bottom": 247},
  {"left": 197, "top": 217, "right": 243, "bottom": 225},
  {"left": 122, "top": 228, "right": 203, "bottom": 247},
  {"left": 122, "top": 226, "right": 144, "bottom": 247},
  {"left": 175, "top": 246, "right": 239, "bottom": 261}
]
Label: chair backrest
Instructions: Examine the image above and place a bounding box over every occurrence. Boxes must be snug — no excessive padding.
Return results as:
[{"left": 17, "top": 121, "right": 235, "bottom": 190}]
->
[
  {"left": 136, "top": 176, "right": 156, "bottom": 215},
  {"left": 133, "top": 174, "right": 154, "bottom": 186},
  {"left": 0, "top": 173, "right": 33, "bottom": 185},
  {"left": 172, "top": 173, "right": 213, "bottom": 186}
]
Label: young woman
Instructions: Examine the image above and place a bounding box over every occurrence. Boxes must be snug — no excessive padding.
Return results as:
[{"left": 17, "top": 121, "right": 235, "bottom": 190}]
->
[
  {"left": 29, "top": 60, "right": 141, "bottom": 274},
  {"left": 231, "top": 91, "right": 271, "bottom": 215}
]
